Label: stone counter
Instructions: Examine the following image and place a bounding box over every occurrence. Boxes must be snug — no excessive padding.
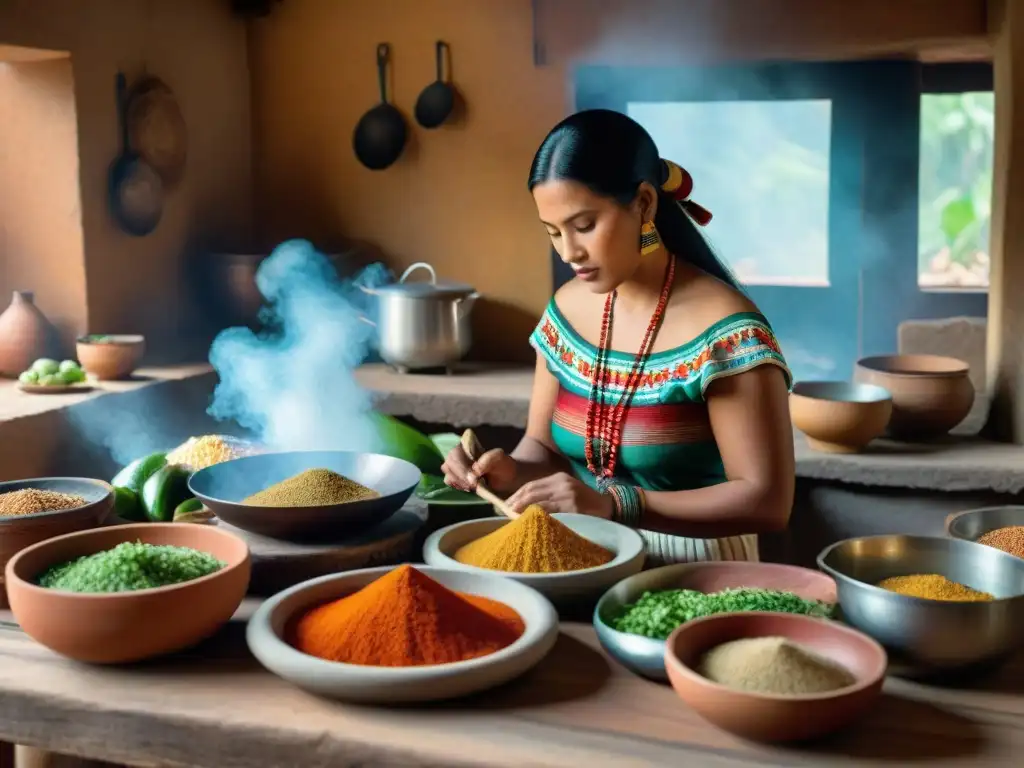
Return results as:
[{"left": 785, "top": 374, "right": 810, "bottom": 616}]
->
[
  {"left": 5, "top": 361, "right": 1024, "bottom": 498},
  {"left": 0, "top": 365, "right": 227, "bottom": 482},
  {"left": 355, "top": 364, "right": 1024, "bottom": 495}
]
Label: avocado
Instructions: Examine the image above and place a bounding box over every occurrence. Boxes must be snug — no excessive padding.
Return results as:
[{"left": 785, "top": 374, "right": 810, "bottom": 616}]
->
[
  {"left": 112, "top": 452, "right": 168, "bottom": 494},
  {"left": 173, "top": 498, "right": 204, "bottom": 518},
  {"left": 112, "top": 486, "right": 145, "bottom": 522},
  {"left": 141, "top": 464, "right": 193, "bottom": 523}
]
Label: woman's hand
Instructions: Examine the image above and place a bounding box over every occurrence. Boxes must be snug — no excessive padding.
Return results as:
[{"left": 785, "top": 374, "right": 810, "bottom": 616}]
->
[
  {"left": 505, "top": 472, "right": 614, "bottom": 519},
  {"left": 442, "top": 445, "right": 518, "bottom": 494}
]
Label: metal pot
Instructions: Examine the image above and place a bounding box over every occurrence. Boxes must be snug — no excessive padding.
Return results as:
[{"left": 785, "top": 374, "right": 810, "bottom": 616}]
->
[{"left": 360, "top": 262, "right": 479, "bottom": 373}]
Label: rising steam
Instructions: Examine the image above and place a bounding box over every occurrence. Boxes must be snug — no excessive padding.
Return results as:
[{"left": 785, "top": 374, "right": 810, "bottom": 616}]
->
[{"left": 207, "top": 239, "right": 390, "bottom": 452}]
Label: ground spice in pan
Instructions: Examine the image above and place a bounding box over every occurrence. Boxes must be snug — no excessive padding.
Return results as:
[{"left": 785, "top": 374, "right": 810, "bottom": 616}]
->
[
  {"left": 698, "top": 636, "right": 856, "bottom": 695},
  {"left": 977, "top": 526, "right": 1024, "bottom": 560},
  {"left": 0, "top": 489, "right": 86, "bottom": 518},
  {"left": 453, "top": 505, "right": 614, "bottom": 573},
  {"left": 877, "top": 573, "right": 993, "bottom": 602},
  {"left": 289, "top": 565, "right": 524, "bottom": 666},
  {"left": 244, "top": 468, "right": 379, "bottom": 507}
]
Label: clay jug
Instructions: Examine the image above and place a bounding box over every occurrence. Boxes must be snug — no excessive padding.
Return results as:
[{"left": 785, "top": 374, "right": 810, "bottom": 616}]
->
[{"left": 0, "top": 291, "right": 51, "bottom": 377}]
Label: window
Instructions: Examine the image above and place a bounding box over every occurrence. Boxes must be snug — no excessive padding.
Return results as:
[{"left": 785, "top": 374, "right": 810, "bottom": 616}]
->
[
  {"left": 573, "top": 62, "right": 992, "bottom": 381},
  {"left": 918, "top": 90, "right": 994, "bottom": 291},
  {"left": 629, "top": 100, "right": 832, "bottom": 287}
]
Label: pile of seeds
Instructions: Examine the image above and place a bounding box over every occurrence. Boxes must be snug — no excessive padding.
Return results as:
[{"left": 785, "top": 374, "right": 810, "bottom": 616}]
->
[
  {"left": 243, "top": 468, "right": 379, "bottom": 507},
  {"left": 0, "top": 489, "right": 86, "bottom": 518},
  {"left": 877, "top": 573, "right": 993, "bottom": 602},
  {"left": 38, "top": 541, "right": 225, "bottom": 593},
  {"left": 977, "top": 526, "right": 1024, "bottom": 560},
  {"left": 611, "top": 587, "right": 835, "bottom": 640}
]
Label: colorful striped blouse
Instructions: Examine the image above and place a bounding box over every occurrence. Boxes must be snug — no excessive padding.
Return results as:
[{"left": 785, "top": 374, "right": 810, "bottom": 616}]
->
[{"left": 529, "top": 299, "right": 791, "bottom": 565}]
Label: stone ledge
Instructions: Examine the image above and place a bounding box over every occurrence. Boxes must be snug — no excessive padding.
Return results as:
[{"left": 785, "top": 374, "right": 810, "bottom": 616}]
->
[
  {"left": 356, "top": 363, "right": 1024, "bottom": 495},
  {"left": 794, "top": 433, "right": 1024, "bottom": 494},
  {"left": 0, "top": 364, "right": 213, "bottom": 423},
  {"left": 354, "top": 363, "right": 532, "bottom": 427}
]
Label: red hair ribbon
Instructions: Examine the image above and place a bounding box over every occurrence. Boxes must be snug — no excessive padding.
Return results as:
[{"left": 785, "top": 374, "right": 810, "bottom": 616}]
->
[{"left": 661, "top": 159, "right": 712, "bottom": 226}]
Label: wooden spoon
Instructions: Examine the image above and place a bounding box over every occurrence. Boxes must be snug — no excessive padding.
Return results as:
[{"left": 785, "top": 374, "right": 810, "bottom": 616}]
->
[{"left": 461, "top": 429, "right": 519, "bottom": 519}]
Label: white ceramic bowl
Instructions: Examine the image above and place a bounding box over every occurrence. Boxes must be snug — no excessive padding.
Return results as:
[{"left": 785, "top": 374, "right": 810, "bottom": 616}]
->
[
  {"left": 423, "top": 513, "right": 645, "bottom": 606},
  {"left": 246, "top": 565, "right": 559, "bottom": 703}
]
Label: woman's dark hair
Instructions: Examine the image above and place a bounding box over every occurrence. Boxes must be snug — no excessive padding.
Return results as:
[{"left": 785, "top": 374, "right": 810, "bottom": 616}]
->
[{"left": 528, "top": 109, "right": 741, "bottom": 291}]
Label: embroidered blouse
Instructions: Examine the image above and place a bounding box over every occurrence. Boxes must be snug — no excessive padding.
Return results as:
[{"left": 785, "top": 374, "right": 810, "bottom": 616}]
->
[{"left": 528, "top": 299, "right": 792, "bottom": 564}]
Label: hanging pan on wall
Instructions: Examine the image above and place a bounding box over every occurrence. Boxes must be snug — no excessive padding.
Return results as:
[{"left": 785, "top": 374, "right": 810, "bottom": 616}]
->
[
  {"left": 414, "top": 41, "right": 457, "bottom": 129},
  {"left": 353, "top": 43, "right": 408, "bottom": 171},
  {"left": 125, "top": 74, "right": 188, "bottom": 186},
  {"left": 108, "top": 72, "right": 163, "bottom": 237}
]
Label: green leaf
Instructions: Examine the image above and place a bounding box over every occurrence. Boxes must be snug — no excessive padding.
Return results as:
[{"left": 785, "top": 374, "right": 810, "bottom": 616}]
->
[
  {"left": 428, "top": 432, "right": 462, "bottom": 458},
  {"left": 370, "top": 412, "right": 444, "bottom": 475},
  {"left": 415, "top": 473, "right": 478, "bottom": 503},
  {"left": 940, "top": 197, "right": 977, "bottom": 244}
]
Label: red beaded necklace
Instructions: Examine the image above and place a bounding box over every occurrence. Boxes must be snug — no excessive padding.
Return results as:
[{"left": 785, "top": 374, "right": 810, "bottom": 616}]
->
[{"left": 584, "top": 255, "right": 675, "bottom": 487}]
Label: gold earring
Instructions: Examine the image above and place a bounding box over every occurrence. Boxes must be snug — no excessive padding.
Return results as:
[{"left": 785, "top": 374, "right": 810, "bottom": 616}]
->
[{"left": 640, "top": 221, "right": 661, "bottom": 255}]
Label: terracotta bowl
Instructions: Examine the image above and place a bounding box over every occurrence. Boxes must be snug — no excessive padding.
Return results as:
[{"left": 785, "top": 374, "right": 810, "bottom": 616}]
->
[
  {"left": 664, "top": 612, "right": 886, "bottom": 743},
  {"left": 853, "top": 354, "right": 974, "bottom": 440},
  {"left": 0, "top": 477, "right": 114, "bottom": 609},
  {"left": 5, "top": 523, "right": 250, "bottom": 663},
  {"left": 75, "top": 334, "right": 145, "bottom": 380},
  {"left": 790, "top": 381, "right": 892, "bottom": 453},
  {"left": 594, "top": 561, "right": 838, "bottom": 681}
]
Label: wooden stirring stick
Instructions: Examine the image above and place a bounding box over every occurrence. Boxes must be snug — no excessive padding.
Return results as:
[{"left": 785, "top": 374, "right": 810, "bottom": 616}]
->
[{"left": 461, "top": 428, "right": 519, "bottom": 519}]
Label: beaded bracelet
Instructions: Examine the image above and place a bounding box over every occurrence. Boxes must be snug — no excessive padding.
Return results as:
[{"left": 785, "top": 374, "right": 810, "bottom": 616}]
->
[{"left": 605, "top": 483, "right": 646, "bottom": 528}]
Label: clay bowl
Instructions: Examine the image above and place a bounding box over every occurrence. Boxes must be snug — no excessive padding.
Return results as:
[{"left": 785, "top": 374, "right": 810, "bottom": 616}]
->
[
  {"left": 665, "top": 612, "right": 886, "bottom": 742},
  {"left": 818, "top": 534, "right": 1024, "bottom": 676},
  {"left": 422, "top": 513, "right": 645, "bottom": 608},
  {"left": 189, "top": 450, "right": 421, "bottom": 542},
  {"left": 5, "top": 523, "right": 250, "bottom": 663},
  {"left": 594, "top": 561, "right": 838, "bottom": 681},
  {"left": 946, "top": 506, "right": 1024, "bottom": 556},
  {"left": 790, "top": 381, "right": 892, "bottom": 453},
  {"left": 0, "top": 477, "right": 114, "bottom": 609},
  {"left": 75, "top": 334, "right": 145, "bottom": 380},
  {"left": 853, "top": 354, "right": 974, "bottom": 440},
  {"left": 246, "top": 564, "right": 559, "bottom": 703}
]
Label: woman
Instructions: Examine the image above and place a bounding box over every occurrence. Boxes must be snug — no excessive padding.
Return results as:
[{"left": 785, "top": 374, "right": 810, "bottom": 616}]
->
[{"left": 443, "top": 109, "right": 794, "bottom": 565}]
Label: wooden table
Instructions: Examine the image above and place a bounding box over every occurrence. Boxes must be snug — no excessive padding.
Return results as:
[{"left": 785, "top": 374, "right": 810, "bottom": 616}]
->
[{"left": 0, "top": 609, "right": 1022, "bottom": 767}]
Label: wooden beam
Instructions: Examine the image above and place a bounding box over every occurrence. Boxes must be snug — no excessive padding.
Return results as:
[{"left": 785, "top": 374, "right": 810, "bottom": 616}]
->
[
  {"left": 533, "top": 0, "right": 989, "bottom": 65},
  {"left": 984, "top": 0, "right": 1024, "bottom": 444}
]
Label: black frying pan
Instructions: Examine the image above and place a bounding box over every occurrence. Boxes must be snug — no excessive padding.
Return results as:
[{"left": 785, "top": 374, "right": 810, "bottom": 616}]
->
[
  {"left": 108, "top": 72, "right": 163, "bottom": 236},
  {"left": 353, "top": 43, "right": 407, "bottom": 171},
  {"left": 414, "top": 41, "right": 456, "bottom": 129}
]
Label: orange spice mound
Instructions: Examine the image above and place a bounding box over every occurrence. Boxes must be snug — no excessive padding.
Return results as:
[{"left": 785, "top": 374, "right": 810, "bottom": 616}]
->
[{"left": 289, "top": 565, "right": 524, "bottom": 667}]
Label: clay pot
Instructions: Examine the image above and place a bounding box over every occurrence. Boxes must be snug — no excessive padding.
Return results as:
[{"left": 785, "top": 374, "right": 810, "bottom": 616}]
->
[
  {"left": 76, "top": 334, "right": 145, "bottom": 380},
  {"left": 0, "top": 291, "right": 52, "bottom": 378},
  {"left": 790, "top": 381, "right": 893, "bottom": 453},
  {"left": 854, "top": 355, "right": 974, "bottom": 440}
]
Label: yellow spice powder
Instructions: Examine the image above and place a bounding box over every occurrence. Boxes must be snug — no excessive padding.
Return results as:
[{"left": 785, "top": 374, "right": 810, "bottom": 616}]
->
[
  {"left": 877, "top": 573, "right": 993, "bottom": 602},
  {"left": 453, "top": 505, "right": 614, "bottom": 574}
]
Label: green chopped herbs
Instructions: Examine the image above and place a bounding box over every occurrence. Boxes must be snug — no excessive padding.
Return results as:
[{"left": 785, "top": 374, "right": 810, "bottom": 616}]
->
[
  {"left": 37, "top": 541, "right": 225, "bottom": 594},
  {"left": 610, "top": 587, "right": 836, "bottom": 640}
]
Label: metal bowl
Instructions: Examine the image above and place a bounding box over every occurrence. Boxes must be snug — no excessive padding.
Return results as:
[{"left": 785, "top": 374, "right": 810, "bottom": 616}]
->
[
  {"left": 592, "top": 561, "right": 838, "bottom": 682},
  {"left": 188, "top": 451, "right": 421, "bottom": 542},
  {"left": 817, "top": 535, "right": 1024, "bottom": 675},
  {"left": 946, "top": 506, "right": 1024, "bottom": 551}
]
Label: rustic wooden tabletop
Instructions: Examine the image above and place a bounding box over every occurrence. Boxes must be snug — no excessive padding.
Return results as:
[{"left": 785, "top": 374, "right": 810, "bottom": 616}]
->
[{"left": 0, "top": 604, "right": 1022, "bottom": 767}]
